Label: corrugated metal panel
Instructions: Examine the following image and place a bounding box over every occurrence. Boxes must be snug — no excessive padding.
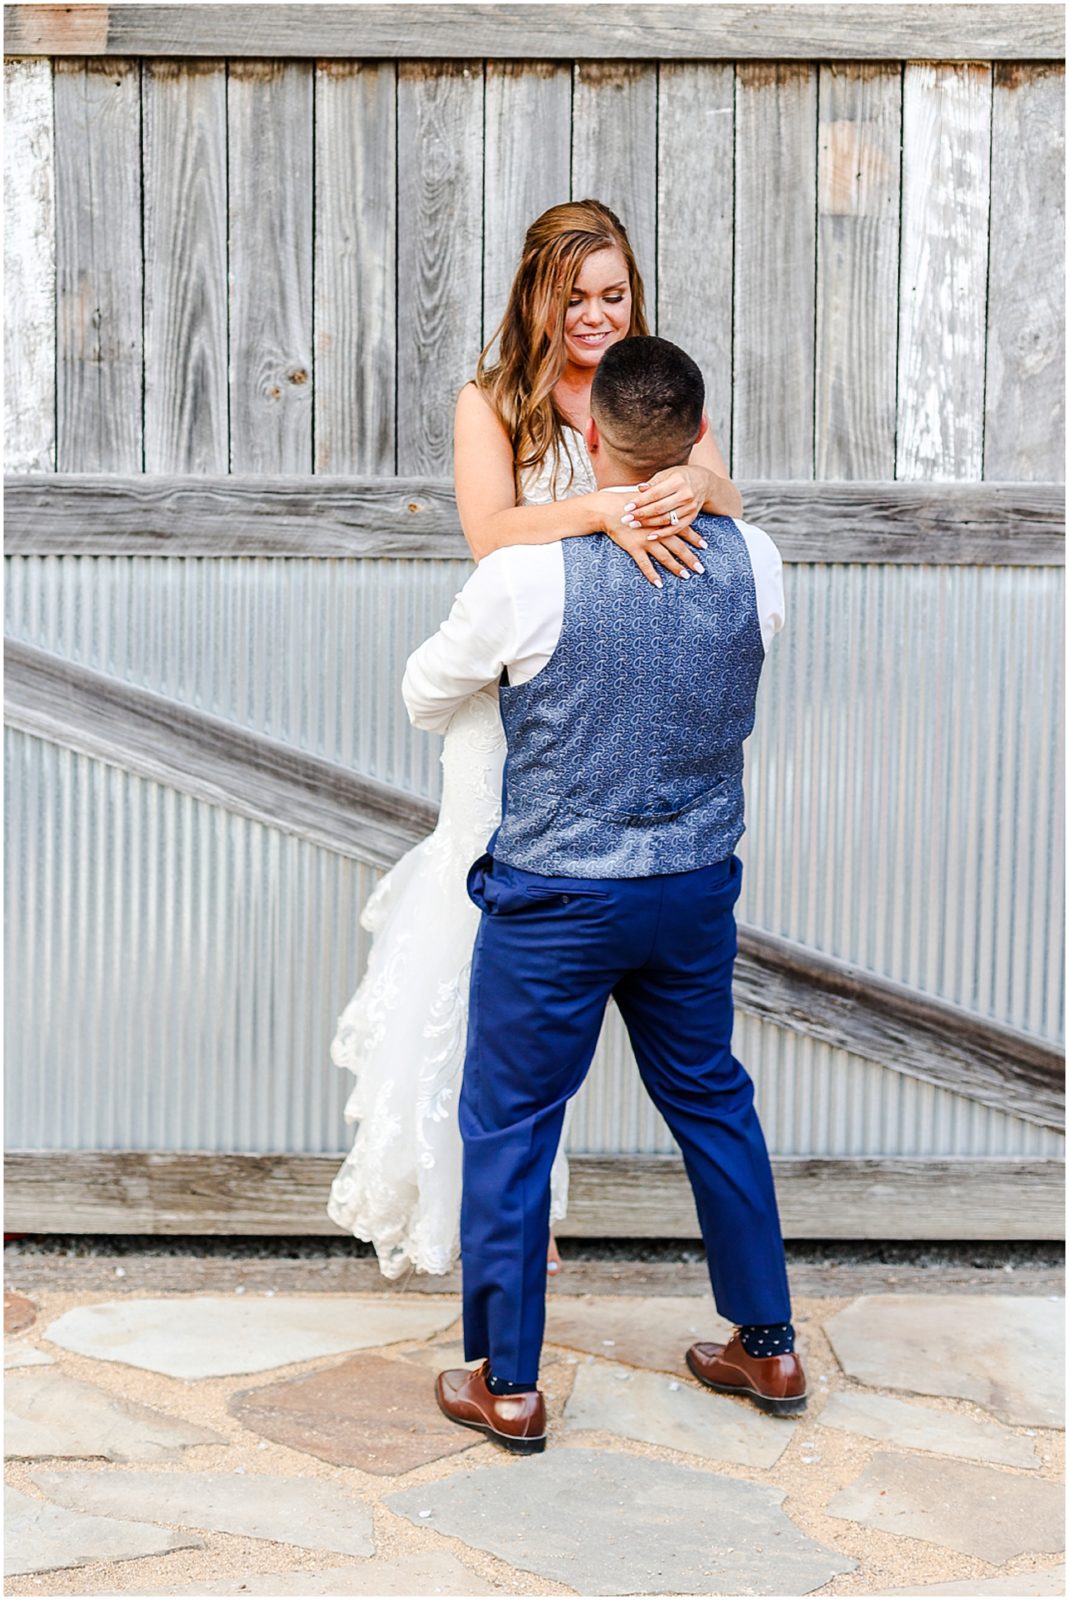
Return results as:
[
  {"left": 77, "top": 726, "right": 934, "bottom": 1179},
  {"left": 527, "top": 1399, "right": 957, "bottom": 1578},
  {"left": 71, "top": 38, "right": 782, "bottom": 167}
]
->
[
  {"left": 5, "top": 729, "right": 378, "bottom": 1153},
  {"left": 745, "top": 564, "right": 1064, "bottom": 1041},
  {"left": 6, "top": 728, "right": 1063, "bottom": 1161},
  {"left": 4, "top": 555, "right": 474, "bottom": 800},
  {"left": 5, "top": 558, "right": 1063, "bottom": 1160},
  {"left": 6, "top": 557, "right": 1062, "bottom": 1040}
]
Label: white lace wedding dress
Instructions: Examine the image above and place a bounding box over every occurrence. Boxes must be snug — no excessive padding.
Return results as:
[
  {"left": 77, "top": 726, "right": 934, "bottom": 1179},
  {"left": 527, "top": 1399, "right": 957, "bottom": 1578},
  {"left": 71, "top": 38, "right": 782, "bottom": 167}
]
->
[{"left": 326, "top": 427, "right": 597, "bottom": 1277}]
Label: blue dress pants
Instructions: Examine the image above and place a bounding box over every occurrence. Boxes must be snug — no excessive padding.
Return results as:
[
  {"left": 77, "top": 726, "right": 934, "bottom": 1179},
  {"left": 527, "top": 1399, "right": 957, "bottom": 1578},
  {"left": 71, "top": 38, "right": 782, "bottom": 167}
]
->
[{"left": 458, "top": 850, "right": 792, "bottom": 1386}]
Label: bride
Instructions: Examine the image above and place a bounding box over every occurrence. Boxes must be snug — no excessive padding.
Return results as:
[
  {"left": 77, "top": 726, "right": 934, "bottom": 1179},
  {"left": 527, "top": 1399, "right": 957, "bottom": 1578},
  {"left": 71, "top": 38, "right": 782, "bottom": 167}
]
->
[{"left": 327, "top": 198, "right": 743, "bottom": 1279}]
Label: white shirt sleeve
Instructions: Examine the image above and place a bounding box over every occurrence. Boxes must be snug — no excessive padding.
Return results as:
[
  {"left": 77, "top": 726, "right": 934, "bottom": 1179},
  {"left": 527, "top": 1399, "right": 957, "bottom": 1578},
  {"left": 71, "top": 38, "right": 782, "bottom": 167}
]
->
[
  {"left": 401, "top": 544, "right": 565, "bottom": 732},
  {"left": 733, "top": 518, "right": 786, "bottom": 653}
]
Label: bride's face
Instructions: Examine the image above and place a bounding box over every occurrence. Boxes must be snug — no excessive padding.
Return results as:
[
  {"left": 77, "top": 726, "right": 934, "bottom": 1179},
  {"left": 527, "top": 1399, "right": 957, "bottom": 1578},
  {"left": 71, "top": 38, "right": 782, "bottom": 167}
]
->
[{"left": 560, "top": 247, "right": 632, "bottom": 370}]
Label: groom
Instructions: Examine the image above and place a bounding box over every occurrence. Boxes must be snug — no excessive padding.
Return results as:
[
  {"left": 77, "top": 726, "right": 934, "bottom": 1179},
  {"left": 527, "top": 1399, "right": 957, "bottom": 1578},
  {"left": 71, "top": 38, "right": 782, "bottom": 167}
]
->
[{"left": 402, "top": 336, "right": 807, "bottom": 1453}]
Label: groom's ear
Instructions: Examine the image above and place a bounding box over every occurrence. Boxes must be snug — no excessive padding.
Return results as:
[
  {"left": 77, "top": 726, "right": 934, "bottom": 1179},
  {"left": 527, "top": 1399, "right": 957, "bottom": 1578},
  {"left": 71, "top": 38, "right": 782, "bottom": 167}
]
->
[
  {"left": 585, "top": 416, "right": 600, "bottom": 455},
  {"left": 695, "top": 413, "right": 709, "bottom": 445}
]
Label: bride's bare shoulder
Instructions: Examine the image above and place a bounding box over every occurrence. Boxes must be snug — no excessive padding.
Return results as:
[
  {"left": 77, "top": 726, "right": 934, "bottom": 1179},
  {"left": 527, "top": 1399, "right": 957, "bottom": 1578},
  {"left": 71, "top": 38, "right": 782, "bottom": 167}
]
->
[
  {"left": 455, "top": 380, "right": 501, "bottom": 424},
  {"left": 454, "top": 382, "right": 514, "bottom": 480}
]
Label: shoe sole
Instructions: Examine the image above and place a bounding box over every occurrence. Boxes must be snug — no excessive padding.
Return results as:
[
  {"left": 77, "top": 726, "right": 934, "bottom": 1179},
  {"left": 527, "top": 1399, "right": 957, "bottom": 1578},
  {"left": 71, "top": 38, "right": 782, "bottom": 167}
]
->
[
  {"left": 685, "top": 1348, "right": 808, "bottom": 1415},
  {"left": 435, "top": 1388, "right": 547, "bottom": 1454}
]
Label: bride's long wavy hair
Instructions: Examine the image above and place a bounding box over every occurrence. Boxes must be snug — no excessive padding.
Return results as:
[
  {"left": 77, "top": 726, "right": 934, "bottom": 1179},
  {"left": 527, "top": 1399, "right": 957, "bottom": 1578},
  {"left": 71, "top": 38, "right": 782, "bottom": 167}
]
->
[{"left": 476, "top": 199, "right": 650, "bottom": 491}]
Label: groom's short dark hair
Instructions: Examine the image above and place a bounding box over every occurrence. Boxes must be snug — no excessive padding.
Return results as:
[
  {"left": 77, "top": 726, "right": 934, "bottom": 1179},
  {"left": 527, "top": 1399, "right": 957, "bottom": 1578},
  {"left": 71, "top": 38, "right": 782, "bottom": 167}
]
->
[{"left": 590, "top": 336, "right": 705, "bottom": 478}]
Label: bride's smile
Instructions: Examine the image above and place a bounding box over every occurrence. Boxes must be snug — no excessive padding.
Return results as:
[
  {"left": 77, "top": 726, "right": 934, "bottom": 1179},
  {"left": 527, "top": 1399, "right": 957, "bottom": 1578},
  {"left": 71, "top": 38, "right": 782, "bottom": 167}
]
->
[{"left": 560, "top": 246, "right": 632, "bottom": 375}]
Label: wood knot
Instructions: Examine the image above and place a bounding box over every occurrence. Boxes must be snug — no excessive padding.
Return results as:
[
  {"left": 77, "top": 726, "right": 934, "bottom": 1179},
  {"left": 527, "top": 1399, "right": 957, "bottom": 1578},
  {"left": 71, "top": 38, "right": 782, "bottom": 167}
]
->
[{"left": 289, "top": 370, "right": 308, "bottom": 385}]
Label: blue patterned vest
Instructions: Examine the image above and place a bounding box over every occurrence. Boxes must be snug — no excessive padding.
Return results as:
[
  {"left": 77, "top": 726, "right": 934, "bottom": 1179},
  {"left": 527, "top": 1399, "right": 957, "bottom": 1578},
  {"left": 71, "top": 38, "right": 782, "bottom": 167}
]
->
[{"left": 493, "top": 513, "right": 767, "bottom": 878}]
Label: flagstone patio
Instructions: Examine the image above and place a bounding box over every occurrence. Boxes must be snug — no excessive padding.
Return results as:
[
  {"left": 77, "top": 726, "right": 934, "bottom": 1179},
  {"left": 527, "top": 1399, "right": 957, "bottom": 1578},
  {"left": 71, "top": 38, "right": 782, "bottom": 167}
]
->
[{"left": 3, "top": 1264, "right": 1064, "bottom": 1597}]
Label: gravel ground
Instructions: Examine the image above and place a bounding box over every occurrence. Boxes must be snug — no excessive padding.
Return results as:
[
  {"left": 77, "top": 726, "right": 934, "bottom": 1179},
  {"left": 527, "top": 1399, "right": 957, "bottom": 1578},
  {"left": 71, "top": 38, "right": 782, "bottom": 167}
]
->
[{"left": 6, "top": 1234, "right": 1064, "bottom": 1268}]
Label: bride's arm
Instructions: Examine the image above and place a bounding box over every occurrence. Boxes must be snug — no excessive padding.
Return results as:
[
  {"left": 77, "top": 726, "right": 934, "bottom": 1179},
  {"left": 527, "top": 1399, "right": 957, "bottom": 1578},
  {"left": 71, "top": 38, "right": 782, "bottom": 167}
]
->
[
  {"left": 454, "top": 382, "right": 609, "bottom": 559},
  {"left": 454, "top": 383, "right": 705, "bottom": 585},
  {"left": 688, "top": 415, "right": 744, "bottom": 517}
]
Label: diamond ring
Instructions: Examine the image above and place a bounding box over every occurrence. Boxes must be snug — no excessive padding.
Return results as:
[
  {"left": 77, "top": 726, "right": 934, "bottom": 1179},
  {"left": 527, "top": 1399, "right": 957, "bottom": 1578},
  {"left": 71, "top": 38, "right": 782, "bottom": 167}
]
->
[{"left": 668, "top": 509, "right": 680, "bottom": 526}]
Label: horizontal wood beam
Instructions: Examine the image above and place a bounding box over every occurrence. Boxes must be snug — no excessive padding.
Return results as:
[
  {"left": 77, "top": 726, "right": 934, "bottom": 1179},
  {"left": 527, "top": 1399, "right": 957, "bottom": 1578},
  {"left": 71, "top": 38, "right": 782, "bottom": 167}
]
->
[
  {"left": 736, "top": 927, "right": 1063, "bottom": 1130},
  {"left": 5, "top": 475, "right": 1065, "bottom": 565},
  {"left": 3, "top": 1151, "right": 1063, "bottom": 1239},
  {"left": 3, "top": 638, "right": 439, "bottom": 872},
  {"left": 3, "top": 5, "right": 1064, "bottom": 60},
  {"left": 7, "top": 639, "right": 1063, "bottom": 1128}
]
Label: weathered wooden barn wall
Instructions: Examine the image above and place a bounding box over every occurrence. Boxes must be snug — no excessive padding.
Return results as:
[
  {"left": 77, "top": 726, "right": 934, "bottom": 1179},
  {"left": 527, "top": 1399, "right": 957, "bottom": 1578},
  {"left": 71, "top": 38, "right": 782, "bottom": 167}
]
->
[
  {"left": 7, "top": 47, "right": 1066, "bottom": 480},
  {"left": 4, "top": 4, "right": 1065, "bottom": 1237}
]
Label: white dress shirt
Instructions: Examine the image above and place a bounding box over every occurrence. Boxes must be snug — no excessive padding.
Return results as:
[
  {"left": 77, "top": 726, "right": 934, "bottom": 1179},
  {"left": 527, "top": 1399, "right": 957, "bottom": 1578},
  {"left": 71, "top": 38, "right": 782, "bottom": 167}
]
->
[{"left": 402, "top": 499, "right": 786, "bottom": 734}]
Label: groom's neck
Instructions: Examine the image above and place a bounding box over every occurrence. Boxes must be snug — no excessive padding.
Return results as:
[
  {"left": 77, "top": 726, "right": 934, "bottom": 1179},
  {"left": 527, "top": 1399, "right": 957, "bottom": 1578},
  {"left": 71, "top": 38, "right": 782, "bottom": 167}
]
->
[
  {"left": 591, "top": 451, "right": 652, "bottom": 491},
  {"left": 590, "top": 445, "right": 685, "bottom": 491}
]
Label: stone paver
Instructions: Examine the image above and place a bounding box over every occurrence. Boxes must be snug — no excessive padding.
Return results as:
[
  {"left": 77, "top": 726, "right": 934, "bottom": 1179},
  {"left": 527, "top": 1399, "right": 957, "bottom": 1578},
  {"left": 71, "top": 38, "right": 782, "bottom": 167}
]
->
[
  {"left": 389, "top": 1445, "right": 857, "bottom": 1595},
  {"left": 883, "top": 1566, "right": 1066, "bottom": 1596},
  {"left": 545, "top": 1294, "right": 734, "bottom": 1375},
  {"left": 6, "top": 1370, "right": 223, "bottom": 1462},
  {"left": 818, "top": 1389, "right": 1041, "bottom": 1469},
  {"left": 43, "top": 1295, "right": 459, "bottom": 1379},
  {"left": 5, "top": 1484, "right": 202, "bottom": 1578},
  {"left": 564, "top": 1358, "right": 796, "bottom": 1467},
  {"left": 135, "top": 1552, "right": 501, "bottom": 1595},
  {"left": 4, "top": 1345, "right": 54, "bottom": 1368},
  {"left": 29, "top": 1470, "right": 375, "bottom": 1559},
  {"left": 825, "top": 1451, "right": 1065, "bottom": 1563},
  {"left": 5, "top": 1291, "right": 37, "bottom": 1334},
  {"left": 230, "top": 1352, "right": 480, "bottom": 1474},
  {"left": 824, "top": 1296, "right": 1064, "bottom": 1428},
  {"left": 396, "top": 1337, "right": 483, "bottom": 1374}
]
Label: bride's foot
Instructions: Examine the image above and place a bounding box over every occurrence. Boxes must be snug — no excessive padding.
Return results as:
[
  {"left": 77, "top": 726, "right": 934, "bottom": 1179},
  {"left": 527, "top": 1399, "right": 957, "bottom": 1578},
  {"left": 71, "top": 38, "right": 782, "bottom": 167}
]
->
[{"left": 547, "top": 1233, "right": 562, "bottom": 1277}]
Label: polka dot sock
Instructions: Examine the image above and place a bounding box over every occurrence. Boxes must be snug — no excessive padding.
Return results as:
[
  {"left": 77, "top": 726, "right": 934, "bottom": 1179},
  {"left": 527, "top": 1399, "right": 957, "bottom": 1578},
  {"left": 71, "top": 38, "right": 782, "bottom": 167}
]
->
[
  {"left": 738, "top": 1320, "right": 795, "bottom": 1358},
  {"left": 485, "top": 1369, "right": 538, "bottom": 1395}
]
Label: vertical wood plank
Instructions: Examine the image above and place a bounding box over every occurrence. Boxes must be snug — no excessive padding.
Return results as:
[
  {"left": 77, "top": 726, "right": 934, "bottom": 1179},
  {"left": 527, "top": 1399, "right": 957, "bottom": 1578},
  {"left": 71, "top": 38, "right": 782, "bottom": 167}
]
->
[
  {"left": 733, "top": 64, "right": 818, "bottom": 478},
  {"left": 483, "top": 62, "right": 571, "bottom": 348},
  {"left": 54, "top": 57, "right": 142, "bottom": 472},
  {"left": 315, "top": 61, "right": 396, "bottom": 475},
  {"left": 985, "top": 64, "right": 1065, "bottom": 481},
  {"left": 4, "top": 57, "right": 56, "bottom": 472},
  {"left": 143, "top": 59, "right": 228, "bottom": 474},
  {"left": 815, "top": 64, "right": 901, "bottom": 479},
  {"left": 656, "top": 63, "right": 734, "bottom": 464},
  {"left": 228, "top": 59, "right": 313, "bottom": 474},
  {"left": 572, "top": 63, "right": 657, "bottom": 309},
  {"left": 396, "top": 61, "right": 483, "bottom": 476},
  {"left": 896, "top": 63, "right": 992, "bottom": 480}
]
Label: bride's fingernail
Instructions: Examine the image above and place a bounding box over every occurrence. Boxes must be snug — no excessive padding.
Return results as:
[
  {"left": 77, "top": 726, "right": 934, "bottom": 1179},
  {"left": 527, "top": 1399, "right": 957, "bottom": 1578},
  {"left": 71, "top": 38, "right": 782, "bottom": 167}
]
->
[
  {"left": 624, "top": 502, "right": 637, "bottom": 513},
  {"left": 620, "top": 515, "right": 636, "bottom": 526},
  {"left": 697, "top": 538, "right": 708, "bottom": 549}
]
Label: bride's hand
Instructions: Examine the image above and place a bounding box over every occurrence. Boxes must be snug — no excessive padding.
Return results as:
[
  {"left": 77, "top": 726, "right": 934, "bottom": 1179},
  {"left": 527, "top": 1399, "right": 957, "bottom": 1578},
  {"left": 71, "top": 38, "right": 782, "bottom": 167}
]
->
[
  {"left": 608, "top": 523, "right": 706, "bottom": 586},
  {"left": 620, "top": 464, "right": 712, "bottom": 537},
  {"left": 585, "top": 489, "right": 705, "bottom": 587}
]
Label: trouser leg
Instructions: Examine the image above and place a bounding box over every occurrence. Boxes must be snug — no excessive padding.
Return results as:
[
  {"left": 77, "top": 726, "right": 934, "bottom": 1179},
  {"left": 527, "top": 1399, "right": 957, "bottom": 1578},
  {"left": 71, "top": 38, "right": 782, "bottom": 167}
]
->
[
  {"left": 613, "top": 855, "right": 792, "bottom": 1326},
  {"left": 459, "top": 864, "right": 620, "bottom": 1385}
]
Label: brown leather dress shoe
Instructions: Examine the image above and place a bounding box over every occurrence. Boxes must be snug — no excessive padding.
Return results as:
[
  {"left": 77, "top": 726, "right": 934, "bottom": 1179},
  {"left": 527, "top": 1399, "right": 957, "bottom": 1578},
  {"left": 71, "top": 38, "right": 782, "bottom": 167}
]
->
[
  {"left": 435, "top": 1361, "right": 547, "bottom": 1454},
  {"left": 686, "top": 1329, "right": 808, "bottom": 1415}
]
